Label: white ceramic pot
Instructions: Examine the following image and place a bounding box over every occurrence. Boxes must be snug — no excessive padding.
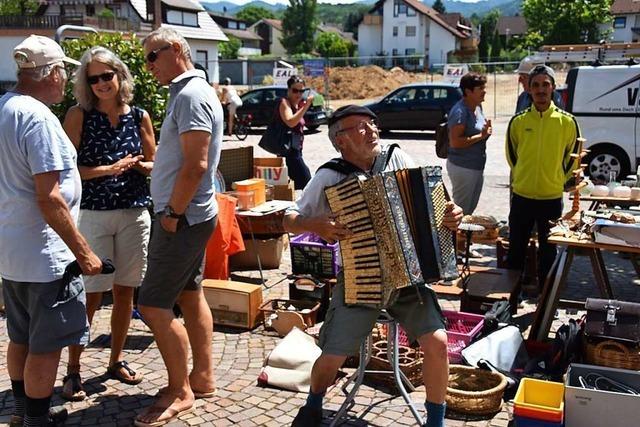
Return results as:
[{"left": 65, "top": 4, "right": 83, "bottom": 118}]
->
[{"left": 592, "top": 185, "right": 610, "bottom": 197}]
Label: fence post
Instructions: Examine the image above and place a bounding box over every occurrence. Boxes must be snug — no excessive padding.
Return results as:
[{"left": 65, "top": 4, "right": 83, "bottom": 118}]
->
[{"left": 493, "top": 66, "right": 497, "bottom": 120}]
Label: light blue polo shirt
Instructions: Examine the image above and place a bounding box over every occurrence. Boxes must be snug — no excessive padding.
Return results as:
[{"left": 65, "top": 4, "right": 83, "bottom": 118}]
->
[
  {"left": 0, "top": 92, "right": 81, "bottom": 283},
  {"left": 150, "top": 69, "right": 223, "bottom": 224}
]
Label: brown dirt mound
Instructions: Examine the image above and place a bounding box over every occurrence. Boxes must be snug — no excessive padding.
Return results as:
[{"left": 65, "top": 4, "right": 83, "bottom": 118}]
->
[{"left": 306, "top": 65, "right": 426, "bottom": 100}]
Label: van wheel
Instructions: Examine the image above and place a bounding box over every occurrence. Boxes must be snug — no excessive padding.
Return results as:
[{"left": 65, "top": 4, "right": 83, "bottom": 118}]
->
[{"left": 585, "top": 146, "right": 630, "bottom": 183}]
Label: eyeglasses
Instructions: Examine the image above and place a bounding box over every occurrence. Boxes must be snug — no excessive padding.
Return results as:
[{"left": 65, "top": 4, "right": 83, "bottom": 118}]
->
[
  {"left": 145, "top": 45, "right": 172, "bottom": 63},
  {"left": 87, "top": 71, "right": 116, "bottom": 85},
  {"left": 338, "top": 120, "right": 378, "bottom": 135},
  {"left": 290, "top": 87, "right": 307, "bottom": 94}
]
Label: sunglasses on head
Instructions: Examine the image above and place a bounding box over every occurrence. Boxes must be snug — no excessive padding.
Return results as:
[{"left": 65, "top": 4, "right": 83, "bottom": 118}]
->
[
  {"left": 87, "top": 71, "right": 115, "bottom": 85},
  {"left": 146, "top": 45, "right": 172, "bottom": 63},
  {"left": 290, "top": 87, "right": 307, "bottom": 94}
]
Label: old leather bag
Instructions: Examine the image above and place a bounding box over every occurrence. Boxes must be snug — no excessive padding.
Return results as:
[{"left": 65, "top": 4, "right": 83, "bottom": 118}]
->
[{"left": 585, "top": 298, "right": 640, "bottom": 345}]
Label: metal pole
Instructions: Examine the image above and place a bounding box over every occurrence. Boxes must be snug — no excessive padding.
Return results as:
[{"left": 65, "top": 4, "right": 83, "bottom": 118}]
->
[{"left": 493, "top": 66, "right": 497, "bottom": 120}]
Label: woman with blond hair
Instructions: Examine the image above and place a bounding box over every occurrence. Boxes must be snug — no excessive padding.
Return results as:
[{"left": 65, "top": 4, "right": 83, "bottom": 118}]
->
[{"left": 61, "top": 46, "right": 156, "bottom": 400}]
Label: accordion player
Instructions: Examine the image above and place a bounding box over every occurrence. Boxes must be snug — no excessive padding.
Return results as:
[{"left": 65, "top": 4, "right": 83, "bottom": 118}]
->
[{"left": 325, "top": 166, "right": 458, "bottom": 308}]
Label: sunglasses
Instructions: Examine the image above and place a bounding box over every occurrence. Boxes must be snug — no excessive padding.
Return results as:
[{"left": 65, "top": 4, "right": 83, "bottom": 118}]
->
[
  {"left": 146, "top": 45, "right": 172, "bottom": 63},
  {"left": 290, "top": 87, "right": 307, "bottom": 94},
  {"left": 87, "top": 71, "right": 115, "bottom": 85}
]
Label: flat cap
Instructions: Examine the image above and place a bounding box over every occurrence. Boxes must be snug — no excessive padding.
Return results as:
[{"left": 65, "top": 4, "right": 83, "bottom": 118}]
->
[{"left": 328, "top": 104, "right": 377, "bottom": 127}]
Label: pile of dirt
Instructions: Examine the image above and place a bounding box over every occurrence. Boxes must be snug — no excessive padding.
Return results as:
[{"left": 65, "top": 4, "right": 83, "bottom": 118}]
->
[{"left": 306, "top": 65, "right": 426, "bottom": 100}]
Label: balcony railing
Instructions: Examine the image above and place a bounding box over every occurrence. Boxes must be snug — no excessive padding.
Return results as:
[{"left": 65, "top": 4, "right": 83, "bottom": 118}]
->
[{"left": 0, "top": 14, "right": 140, "bottom": 32}]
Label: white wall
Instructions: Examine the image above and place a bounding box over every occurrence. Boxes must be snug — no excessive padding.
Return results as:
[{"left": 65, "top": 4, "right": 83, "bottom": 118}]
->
[
  {"left": 357, "top": 22, "right": 382, "bottom": 57},
  {"left": 428, "top": 22, "right": 457, "bottom": 66},
  {"left": 271, "top": 28, "right": 286, "bottom": 56},
  {"left": 188, "top": 39, "right": 219, "bottom": 83},
  {"left": 606, "top": 14, "right": 640, "bottom": 43},
  {"left": 382, "top": 0, "right": 421, "bottom": 56},
  {"left": 0, "top": 36, "right": 25, "bottom": 82}
]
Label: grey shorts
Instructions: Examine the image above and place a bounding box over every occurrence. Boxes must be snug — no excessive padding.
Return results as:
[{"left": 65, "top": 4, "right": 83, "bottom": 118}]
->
[
  {"left": 2, "top": 276, "right": 89, "bottom": 354},
  {"left": 137, "top": 216, "right": 216, "bottom": 309},
  {"left": 319, "top": 275, "right": 446, "bottom": 356}
]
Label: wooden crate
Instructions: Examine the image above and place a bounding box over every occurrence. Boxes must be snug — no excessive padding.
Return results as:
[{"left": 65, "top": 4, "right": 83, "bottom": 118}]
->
[{"left": 201, "top": 279, "right": 263, "bottom": 329}]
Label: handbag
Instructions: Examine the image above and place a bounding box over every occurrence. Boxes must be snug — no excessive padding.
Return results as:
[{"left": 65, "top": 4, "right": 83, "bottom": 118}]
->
[
  {"left": 585, "top": 298, "right": 640, "bottom": 345},
  {"left": 258, "top": 101, "right": 294, "bottom": 156}
]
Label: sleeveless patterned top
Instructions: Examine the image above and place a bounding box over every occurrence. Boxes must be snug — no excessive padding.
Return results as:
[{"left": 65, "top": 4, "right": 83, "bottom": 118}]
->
[{"left": 77, "top": 106, "right": 151, "bottom": 210}]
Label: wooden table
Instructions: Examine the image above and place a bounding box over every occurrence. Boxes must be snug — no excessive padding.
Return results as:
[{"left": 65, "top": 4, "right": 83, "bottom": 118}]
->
[
  {"left": 529, "top": 235, "right": 640, "bottom": 341},
  {"left": 571, "top": 194, "right": 640, "bottom": 210}
]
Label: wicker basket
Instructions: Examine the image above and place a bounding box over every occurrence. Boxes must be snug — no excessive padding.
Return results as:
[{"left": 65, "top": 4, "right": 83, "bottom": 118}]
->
[
  {"left": 446, "top": 365, "right": 507, "bottom": 415},
  {"left": 366, "top": 340, "right": 423, "bottom": 389},
  {"left": 584, "top": 339, "right": 640, "bottom": 370}
]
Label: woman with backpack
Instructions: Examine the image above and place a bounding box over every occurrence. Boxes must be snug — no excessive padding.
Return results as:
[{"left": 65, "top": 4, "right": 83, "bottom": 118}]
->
[
  {"left": 447, "top": 72, "right": 492, "bottom": 216},
  {"left": 61, "top": 47, "right": 156, "bottom": 400}
]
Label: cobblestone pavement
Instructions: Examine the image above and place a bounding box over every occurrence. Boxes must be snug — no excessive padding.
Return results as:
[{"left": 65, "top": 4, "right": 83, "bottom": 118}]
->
[{"left": 1, "top": 118, "right": 639, "bottom": 426}]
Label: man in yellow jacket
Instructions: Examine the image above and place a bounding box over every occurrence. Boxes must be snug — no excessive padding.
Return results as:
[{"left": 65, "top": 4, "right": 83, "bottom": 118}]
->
[{"left": 506, "top": 65, "right": 580, "bottom": 285}]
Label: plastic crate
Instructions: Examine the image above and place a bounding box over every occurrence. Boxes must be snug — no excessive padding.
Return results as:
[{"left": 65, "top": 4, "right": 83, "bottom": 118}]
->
[
  {"left": 379, "top": 310, "right": 483, "bottom": 363},
  {"left": 514, "top": 378, "right": 564, "bottom": 424},
  {"left": 290, "top": 233, "right": 339, "bottom": 278},
  {"left": 443, "top": 310, "right": 484, "bottom": 363},
  {"left": 514, "top": 415, "right": 563, "bottom": 427}
]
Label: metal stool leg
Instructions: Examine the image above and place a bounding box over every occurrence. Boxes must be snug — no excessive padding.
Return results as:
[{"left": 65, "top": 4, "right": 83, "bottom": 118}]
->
[
  {"left": 388, "top": 321, "right": 424, "bottom": 425},
  {"left": 329, "top": 334, "right": 372, "bottom": 427}
]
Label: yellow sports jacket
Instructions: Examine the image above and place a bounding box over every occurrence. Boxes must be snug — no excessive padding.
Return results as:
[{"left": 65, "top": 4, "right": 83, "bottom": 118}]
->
[{"left": 506, "top": 102, "right": 580, "bottom": 200}]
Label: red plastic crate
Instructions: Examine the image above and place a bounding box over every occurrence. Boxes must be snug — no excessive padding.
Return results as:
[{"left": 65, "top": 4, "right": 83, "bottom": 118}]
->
[{"left": 379, "top": 310, "right": 483, "bottom": 363}]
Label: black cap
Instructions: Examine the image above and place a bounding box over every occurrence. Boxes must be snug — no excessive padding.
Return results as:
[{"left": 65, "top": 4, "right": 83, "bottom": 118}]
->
[{"left": 328, "top": 104, "right": 377, "bottom": 127}]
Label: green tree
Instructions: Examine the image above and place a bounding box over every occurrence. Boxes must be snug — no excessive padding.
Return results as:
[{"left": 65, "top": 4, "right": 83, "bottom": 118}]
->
[
  {"left": 235, "top": 5, "right": 275, "bottom": 26},
  {"left": 432, "top": 0, "right": 446, "bottom": 14},
  {"left": 281, "top": 0, "right": 318, "bottom": 55},
  {"left": 523, "top": 0, "right": 613, "bottom": 45},
  {"left": 53, "top": 32, "right": 168, "bottom": 133},
  {"left": 491, "top": 31, "right": 503, "bottom": 60},
  {"left": 315, "top": 32, "right": 348, "bottom": 58},
  {"left": 0, "top": 0, "right": 38, "bottom": 14},
  {"left": 344, "top": 10, "right": 364, "bottom": 38},
  {"left": 219, "top": 36, "right": 242, "bottom": 59},
  {"left": 478, "top": 9, "right": 500, "bottom": 61}
]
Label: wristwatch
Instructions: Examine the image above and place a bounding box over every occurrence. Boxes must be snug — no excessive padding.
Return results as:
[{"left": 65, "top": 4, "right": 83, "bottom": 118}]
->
[{"left": 162, "top": 205, "right": 184, "bottom": 219}]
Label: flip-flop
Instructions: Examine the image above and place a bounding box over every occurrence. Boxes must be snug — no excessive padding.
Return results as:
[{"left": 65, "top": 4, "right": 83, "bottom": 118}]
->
[
  {"left": 107, "top": 360, "right": 143, "bottom": 385},
  {"left": 133, "top": 405, "right": 193, "bottom": 427}
]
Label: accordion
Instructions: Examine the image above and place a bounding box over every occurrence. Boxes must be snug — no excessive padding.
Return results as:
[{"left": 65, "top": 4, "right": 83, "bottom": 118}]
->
[{"left": 325, "top": 166, "right": 458, "bottom": 308}]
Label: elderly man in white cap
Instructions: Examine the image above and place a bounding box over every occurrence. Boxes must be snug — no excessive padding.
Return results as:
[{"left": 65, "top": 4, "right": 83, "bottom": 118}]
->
[
  {"left": 0, "top": 35, "right": 102, "bottom": 426},
  {"left": 515, "top": 56, "right": 564, "bottom": 113}
]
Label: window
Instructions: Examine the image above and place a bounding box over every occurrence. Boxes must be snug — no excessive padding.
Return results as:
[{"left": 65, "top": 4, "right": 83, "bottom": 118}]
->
[
  {"left": 388, "top": 87, "right": 416, "bottom": 103},
  {"left": 394, "top": 0, "right": 407, "bottom": 17},
  {"left": 239, "top": 22, "right": 246, "bottom": 30},
  {"left": 407, "top": 6, "right": 416, "bottom": 17},
  {"left": 228, "top": 20, "right": 238, "bottom": 29},
  {"left": 392, "top": 48, "right": 399, "bottom": 56},
  {"left": 393, "top": 26, "right": 398, "bottom": 36},
  {"left": 405, "top": 48, "right": 416, "bottom": 55},
  {"left": 241, "top": 90, "right": 262, "bottom": 105},
  {"left": 406, "top": 26, "right": 416, "bottom": 37},
  {"left": 166, "top": 9, "right": 198, "bottom": 27},
  {"left": 614, "top": 17, "right": 627, "bottom": 29},
  {"left": 85, "top": 5, "right": 95, "bottom": 16},
  {"left": 196, "top": 50, "right": 208, "bottom": 71}
]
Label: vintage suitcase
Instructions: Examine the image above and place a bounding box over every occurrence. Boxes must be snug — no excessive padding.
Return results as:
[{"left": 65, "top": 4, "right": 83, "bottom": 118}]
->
[
  {"left": 201, "top": 279, "right": 263, "bottom": 329},
  {"left": 585, "top": 298, "right": 640, "bottom": 344}
]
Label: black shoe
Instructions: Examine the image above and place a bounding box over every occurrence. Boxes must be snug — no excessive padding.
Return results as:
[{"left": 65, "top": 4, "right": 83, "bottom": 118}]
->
[
  {"left": 10, "top": 406, "right": 68, "bottom": 426},
  {"left": 291, "top": 406, "right": 322, "bottom": 427}
]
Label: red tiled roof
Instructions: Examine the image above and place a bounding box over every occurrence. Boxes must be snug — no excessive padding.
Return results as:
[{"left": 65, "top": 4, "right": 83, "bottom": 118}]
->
[
  {"left": 612, "top": 0, "right": 640, "bottom": 15},
  {"left": 403, "top": 0, "right": 468, "bottom": 38}
]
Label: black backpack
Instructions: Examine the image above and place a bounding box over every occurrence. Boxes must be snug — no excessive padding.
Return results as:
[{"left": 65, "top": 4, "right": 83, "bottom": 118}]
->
[{"left": 317, "top": 143, "right": 400, "bottom": 176}]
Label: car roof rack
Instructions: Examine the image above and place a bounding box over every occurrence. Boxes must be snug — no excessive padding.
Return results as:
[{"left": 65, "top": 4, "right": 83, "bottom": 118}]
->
[{"left": 534, "top": 42, "right": 640, "bottom": 64}]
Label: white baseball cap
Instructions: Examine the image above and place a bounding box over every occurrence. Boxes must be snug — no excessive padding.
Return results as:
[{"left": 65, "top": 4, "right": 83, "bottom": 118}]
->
[
  {"left": 13, "top": 35, "right": 80, "bottom": 69},
  {"left": 516, "top": 56, "right": 544, "bottom": 74}
]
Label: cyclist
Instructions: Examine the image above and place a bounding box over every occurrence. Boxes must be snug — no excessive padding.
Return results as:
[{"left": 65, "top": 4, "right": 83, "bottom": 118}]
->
[{"left": 221, "top": 77, "right": 242, "bottom": 136}]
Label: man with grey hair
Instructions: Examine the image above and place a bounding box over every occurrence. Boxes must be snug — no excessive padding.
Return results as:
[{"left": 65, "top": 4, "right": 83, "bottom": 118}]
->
[
  {"left": 285, "top": 105, "right": 463, "bottom": 427},
  {"left": 135, "top": 28, "right": 222, "bottom": 426},
  {"left": 515, "top": 56, "right": 563, "bottom": 113},
  {"left": 0, "top": 35, "right": 102, "bottom": 426},
  {"left": 506, "top": 64, "right": 580, "bottom": 286}
]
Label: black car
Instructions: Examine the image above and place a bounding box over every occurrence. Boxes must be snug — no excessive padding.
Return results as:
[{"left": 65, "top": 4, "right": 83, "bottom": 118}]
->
[
  {"left": 364, "top": 83, "right": 462, "bottom": 132},
  {"left": 236, "top": 86, "right": 328, "bottom": 131}
]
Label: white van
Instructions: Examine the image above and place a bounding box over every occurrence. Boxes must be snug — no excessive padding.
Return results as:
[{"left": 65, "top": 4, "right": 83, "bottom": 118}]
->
[{"left": 563, "top": 64, "right": 640, "bottom": 181}]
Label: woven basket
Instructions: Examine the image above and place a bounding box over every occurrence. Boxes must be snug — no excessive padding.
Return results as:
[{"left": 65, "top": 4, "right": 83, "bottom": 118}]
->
[
  {"left": 446, "top": 365, "right": 507, "bottom": 415},
  {"left": 366, "top": 341, "right": 423, "bottom": 389},
  {"left": 584, "top": 339, "right": 640, "bottom": 370}
]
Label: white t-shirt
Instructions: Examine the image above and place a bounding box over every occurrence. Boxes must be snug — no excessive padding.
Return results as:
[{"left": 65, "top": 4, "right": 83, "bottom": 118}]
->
[
  {"left": 0, "top": 92, "right": 81, "bottom": 283},
  {"left": 223, "top": 86, "right": 242, "bottom": 107}
]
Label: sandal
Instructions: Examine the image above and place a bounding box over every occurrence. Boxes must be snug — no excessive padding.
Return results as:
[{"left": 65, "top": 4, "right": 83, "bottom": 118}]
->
[
  {"left": 61, "top": 372, "right": 86, "bottom": 401},
  {"left": 134, "top": 405, "right": 193, "bottom": 427},
  {"left": 107, "top": 360, "right": 143, "bottom": 385}
]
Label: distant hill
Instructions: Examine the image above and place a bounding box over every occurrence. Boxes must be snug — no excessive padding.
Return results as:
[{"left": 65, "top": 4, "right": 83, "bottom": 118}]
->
[
  {"left": 201, "top": 1, "right": 286, "bottom": 15},
  {"left": 433, "top": 0, "right": 523, "bottom": 16}
]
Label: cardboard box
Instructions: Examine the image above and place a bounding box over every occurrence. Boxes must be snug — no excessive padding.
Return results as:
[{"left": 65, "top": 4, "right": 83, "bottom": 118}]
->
[
  {"left": 273, "top": 181, "right": 295, "bottom": 201},
  {"left": 254, "top": 157, "right": 288, "bottom": 186},
  {"left": 234, "top": 178, "right": 266, "bottom": 207},
  {"left": 201, "top": 279, "right": 263, "bottom": 329},
  {"left": 565, "top": 363, "right": 640, "bottom": 427},
  {"left": 229, "top": 234, "right": 285, "bottom": 270}
]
